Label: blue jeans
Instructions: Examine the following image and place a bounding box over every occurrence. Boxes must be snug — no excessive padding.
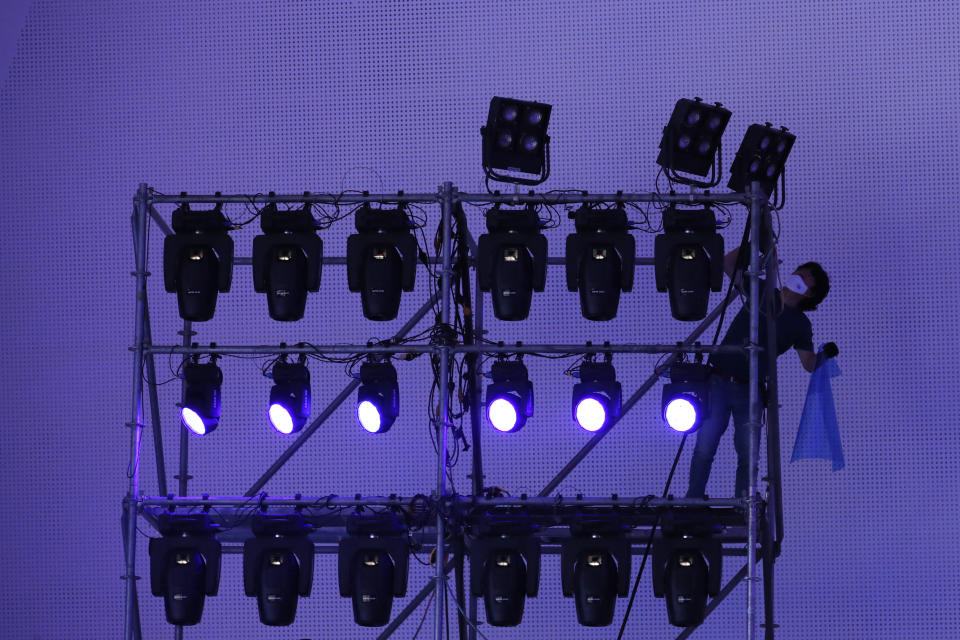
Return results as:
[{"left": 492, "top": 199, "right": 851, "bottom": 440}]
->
[{"left": 686, "top": 376, "right": 760, "bottom": 498}]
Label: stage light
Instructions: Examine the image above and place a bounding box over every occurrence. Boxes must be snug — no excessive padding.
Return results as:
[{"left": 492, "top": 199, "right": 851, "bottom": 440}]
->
[
  {"left": 357, "top": 360, "right": 399, "bottom": 433},
  {"left": 346, "top": 204, "right": 418, "bottom": 321},
  {"left": 338, "top": 513, "right": 410, "bottom": 627},
  {"left": 163, "top": 196, "right": 234, "bottom": 321},
  {"left": 661, "top": 362, "right": 711, "bottom": 433},
  {"left": 243, "top": 514, "right": 314, "bottom": 626},
  {"left": 652, "top": 533, "right": 722, "bottom": 627},
  {"left": 657, "top": 97, "right": 731, "bottom": 184},
  {"left": 252, "top": 198, "right": 322, "bottom": 321},
  {"left": 470, "top": 530, "right": 541, "bottom": 627},
  {"left": 727, "top": 122, "right": 796, "bottom": 195},
  {"left": 268, "top": 357, "right": 311, "bottom": 435},
  {"left": 485, "top": 359, "right": 534, "bottom": 433},
  {"left": 481, "top": 96, "right": 553, "bottom": 185},
  {"left": 149, "top": 514, "right": 222, "bottom": 626},
  {"left": 565, "top": 206, "right": 636, "bottom": 321},
  {"left": 654, "top": 206, "right": 724, "bottom": 321},
  {"left": 477, "top": 205, "right": 547, "bottom": 321},
  {"left": 180, "top": 358, "right": 222, "bottom": 436},
  {"left": 561, "top": 525, "right": 630, "bottom": 627},
  {"left": 572, "top": 359, "right": 621, "bottom": 432}
]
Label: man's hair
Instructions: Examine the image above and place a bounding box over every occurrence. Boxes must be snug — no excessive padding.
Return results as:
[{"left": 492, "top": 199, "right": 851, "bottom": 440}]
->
[{"left": 796, "top": 261, "right": 829, "bottom": 311}]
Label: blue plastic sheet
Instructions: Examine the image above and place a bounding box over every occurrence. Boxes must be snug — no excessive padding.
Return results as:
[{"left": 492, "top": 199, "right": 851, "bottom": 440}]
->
[{"left": 791, "top": 347, "right": 844, "bottom": 471}]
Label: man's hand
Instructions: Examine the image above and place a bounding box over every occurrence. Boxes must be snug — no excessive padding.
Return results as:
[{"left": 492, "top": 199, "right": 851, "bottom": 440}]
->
[{"left": 823, "top": 342, "right": 839, "bottom": 359}]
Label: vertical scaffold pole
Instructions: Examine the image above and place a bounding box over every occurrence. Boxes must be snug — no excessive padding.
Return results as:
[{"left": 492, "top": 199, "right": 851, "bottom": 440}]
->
[
  {"left": 177, "top": 318, "right": 194, "bottom": 498},
  {"left": 746, "top": 182, "right": 763, "bottom": 640},
  {"left": 435, "top": 181, "right": 455, "bottom": 639},
  {"left": 124, "top": 184, "right": 150, "bottom": 640}
]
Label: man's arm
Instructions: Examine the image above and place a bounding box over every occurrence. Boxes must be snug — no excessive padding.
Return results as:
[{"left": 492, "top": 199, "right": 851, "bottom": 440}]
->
[{"left": 797, "top": 349, "right": 817, "bottom": 373}]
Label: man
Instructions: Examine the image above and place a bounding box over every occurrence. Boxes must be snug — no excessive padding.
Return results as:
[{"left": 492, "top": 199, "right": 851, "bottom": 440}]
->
[{"left": 685, "top": 247, "right": 835, "bottom": 498}]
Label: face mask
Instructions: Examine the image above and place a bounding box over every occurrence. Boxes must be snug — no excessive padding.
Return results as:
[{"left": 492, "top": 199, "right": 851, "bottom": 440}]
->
[{"left": 784, "top": 274, "right": 808, "bottom": 295}]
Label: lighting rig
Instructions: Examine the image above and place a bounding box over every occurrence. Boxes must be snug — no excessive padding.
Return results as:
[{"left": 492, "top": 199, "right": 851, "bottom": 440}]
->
[
  {"left": 476, "top": 204, "right": 547, "bottom": 321},
  {"left": 560, "top": 517, "right": 632, "bottom": 627},
  {"left": 163, "top": 196, "right": 234, "bottom": 321},
  {"left": 148, "top": 513, "right": 222, "bottom": 626},
  {"left": 346, "top": 203, "right": 418, "bottom": 321},
  {"left": 242, "top": 514, "right": 315, "bottom": 626},
  {"left": 662, "top": 361, "right": 712, "bottom": 433},
  {"left": 654, "top": 204, "right": 725, "bottom": 321},
  {"left": 356, "top": 359, "right": 400, "bottom": 433},
  {"left": 468, "top": 516, "right": 542, "bottom": 627},
  {"left": 657, "top": 97, "right": 731, "bottom": 187},
  {"left": 651, "top": 516, "right": 723, "bottom": 627},
  {"left": 565, "top": 205, "right": 636, "bottom": 321},
  {"left": 728, "top": 122, "right": 796, "bottom": 200},
  {"left": 337, "top": 512, "right": 410, "bottom": 627},
  {"left": 267, "top": 356, "right": 311, "bottom": 435},
  {"left": 485, "top": 357, "right": 534, "bottom": 433},
  {"left": 481, "top": 96, "right": 552, "bottom": 185},
  {"left": 251, "top": 198, "right": 323, "bottom": 322},
  {"left": 179, "top": 356, "right": 222, "bottom": 436}
]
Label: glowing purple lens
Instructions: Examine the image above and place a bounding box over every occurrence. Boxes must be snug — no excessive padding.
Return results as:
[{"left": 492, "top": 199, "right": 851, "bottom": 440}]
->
[
  {"left": 488, "top": 397, "right": 519, "bottom": 432},
  {"left": 180, "top": 407, "right": 209, "bottom": 436},
  {"left": 664, "top": 397, "right": 698, "bottom": 432},
  {"left": 358, "top": 400, "right": 383, "bottom": 433},
  {"left": 677, "top": 135, "right": 692, "bottom": 150},
  {"left": 268, "top": 403, "right": 295, "bottom": 434},
  {"left": 575, "top": 397, "right": 607, "bottom": 432}
]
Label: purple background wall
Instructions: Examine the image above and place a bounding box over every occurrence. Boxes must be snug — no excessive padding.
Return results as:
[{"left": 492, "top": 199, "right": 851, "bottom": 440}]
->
[{"left": 0, "top": 1, "right": 958, "bottom": 638}]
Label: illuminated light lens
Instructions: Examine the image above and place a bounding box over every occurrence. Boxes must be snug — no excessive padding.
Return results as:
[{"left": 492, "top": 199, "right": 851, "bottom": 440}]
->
[
  {"left": 677, "top": 135, "right": 692, "bottom": 150},
  {"left": 502, "top": 105, "right": 519, "bottom": 122},
  {"left": 180, "top": 407, "right": 207, "bottom": 435},
  {"left": 527, "top": 109, "right": 543, "bottom": 125},
  {"left": 776, "top": 140, "right": 787, "bottom": 153},
  {"left": 686, "top": 110, "right": 701, "bottom": 125},
  {"left": 708, "top": 116, "right": 723, "bottom": 130},
  {"left": 357, "top": 400, "right": 383, "bottom": 433},
  {"left": 497, "top": 131, "right": 513, "bottom": 149},
  {"left": 575, "top": 396, "right": 607, "bottom": 432},
  {"left": 765, "top": 164, "right": 778, "bottom": 177},
  {"left": 759, "top": 136, "right": 771, "bottom": 150},
  {"left": 522, "top": 136, "right": 539, "bottom": 152},
  {"left": 488, "top": 397, "right": 519, "bottom": 432},
  {"left": 664, "top": 397, "right": 698, "bottom": 432},
  {"left": 268, "top": 403, "right": 295, "bottom": 435},
  {"left": 698, "top": 140, "right": 712, "bottom": 154},
  {"left": 749, "top": 160, "right": 761, "bottom": 173}
]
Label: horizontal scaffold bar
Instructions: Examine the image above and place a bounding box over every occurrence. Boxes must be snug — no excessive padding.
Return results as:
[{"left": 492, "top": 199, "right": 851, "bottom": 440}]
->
[{"left": 140, "top": 343, "right": 751, "bottom": 356}]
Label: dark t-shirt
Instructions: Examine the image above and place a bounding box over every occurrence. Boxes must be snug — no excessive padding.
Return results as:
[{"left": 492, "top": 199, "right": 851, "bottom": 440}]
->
[{"left": 708, "top": 285, "right": 813, "bottom": 383}]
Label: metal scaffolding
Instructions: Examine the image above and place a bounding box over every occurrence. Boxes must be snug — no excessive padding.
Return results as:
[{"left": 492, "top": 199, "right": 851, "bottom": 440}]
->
[{"left": 123, "top": 182, "right": 780, "bottom": 640}]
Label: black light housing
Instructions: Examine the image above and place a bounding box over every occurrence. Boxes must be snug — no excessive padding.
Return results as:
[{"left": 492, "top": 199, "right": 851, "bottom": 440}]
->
[
  {"left": 477, "top": 205, "right": 547, "bottom": 321},
  {"left": 661, "top": 362, "right": 711, "bottom": 434},
  {"left": 252, "top": 198, "right": 322, "bottom": 321},
  {"left": 180, "top": 358, "right": 222, "bottom": 436},
  {"left": 560, "top": 520, "right": 631, "bottom": 627},
  {"left": 357, "top": 360, "right": 400, "bottom": 434},
  {"left": 243, "top": 514, "right": 315, "bottom": 627},
  {"left": 657, "top": 97, "right": 731, "bottom": 185},
  {"left": 652, "top": 531, "right": 722, "bottom": 627},
  {"left": 338, "top": 513, "right": 410, "bottom": 627},
  {"left": 727, "top": 123, "right": 796, "bottom": 195},
  {"left": 481, "top": 96, "right": 552, "bottom": 185},
  {"left": 485, "top": 359, "right": 534, "bottom": 433},
  {"left": 148, "top": 514, "right": 222, "bottom": 627},
  {"left": 469, "top": 520, "right": 541, "bottom": 627},
  {"left": 565, "top": 206, "right": 636, "bottom": 321},
  {"left": 268, "top": 358, "right": 311, "bottom": 435},
  {"left": 346, "top": 205, "right": 418, "bottom": 321},
  {"left": 654, "top": 206, "right": 724, "bottom": 321},
  {"left": 572, "top": 359, "right": 622, "bottom": 432},
  {"left": 163, "top": 197, "right": 234, "bottom": 321}
]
